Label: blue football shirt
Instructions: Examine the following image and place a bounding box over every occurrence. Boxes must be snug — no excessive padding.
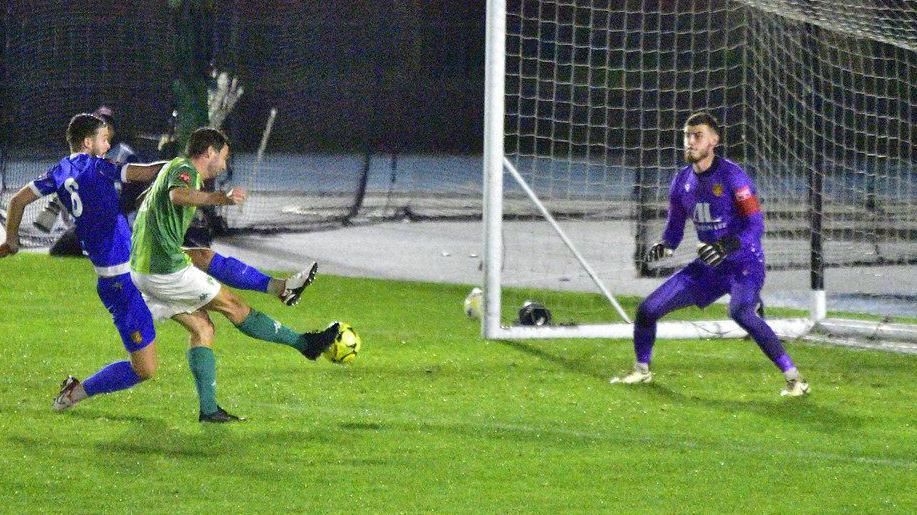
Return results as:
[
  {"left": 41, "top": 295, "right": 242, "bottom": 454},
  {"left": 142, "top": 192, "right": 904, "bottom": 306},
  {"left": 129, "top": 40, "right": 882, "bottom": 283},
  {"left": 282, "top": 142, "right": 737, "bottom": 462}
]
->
[{"left": 29, "top": 153, "right": 131, "bottom": 270}]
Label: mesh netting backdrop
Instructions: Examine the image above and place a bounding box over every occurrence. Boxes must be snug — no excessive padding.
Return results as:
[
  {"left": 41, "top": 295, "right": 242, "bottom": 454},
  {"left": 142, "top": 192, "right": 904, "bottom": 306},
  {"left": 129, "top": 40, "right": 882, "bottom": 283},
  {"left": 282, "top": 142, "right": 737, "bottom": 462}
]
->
[
  {"left": 0, "top": 0, "right": 486, "bottom": 239},
  {"left": 2, "top": 1, "right": 914, "bottom": 282},
  {"left": 500, "top": 0, "right": 915, "bottom": 282}
]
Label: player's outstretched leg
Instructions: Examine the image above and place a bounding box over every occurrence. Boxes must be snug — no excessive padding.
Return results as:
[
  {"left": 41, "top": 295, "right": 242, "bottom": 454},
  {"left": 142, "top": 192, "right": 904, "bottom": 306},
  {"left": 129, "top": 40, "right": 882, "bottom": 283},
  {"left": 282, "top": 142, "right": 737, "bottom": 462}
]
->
[
  {"left": 53, "top": 288, "right": 158, "bottom": 412},
  {"left": 729, "top": 284, "right": 809, "bottom": 397},
  {"left": 278, "top": 262, "right": 319, "bottom": 306},
  {"left": 205, "top": 287, "right": 338, "bottom": 360},
  {"left": 611, "top": 271, "right": 696, "bottom": 384},
  {"left": 185, "top": 248, "right": 317, "bottom": 306}
]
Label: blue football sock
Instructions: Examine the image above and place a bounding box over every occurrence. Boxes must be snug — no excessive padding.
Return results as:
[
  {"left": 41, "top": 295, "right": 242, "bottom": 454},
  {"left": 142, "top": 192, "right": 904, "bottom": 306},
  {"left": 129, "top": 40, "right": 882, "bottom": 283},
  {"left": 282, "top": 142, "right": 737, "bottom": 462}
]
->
[
  {"left": 82, "top": 360, "right": 143, "bottom": 397},
  {"left": 208, "top": 253, "right": 271, "bottom": 293}
]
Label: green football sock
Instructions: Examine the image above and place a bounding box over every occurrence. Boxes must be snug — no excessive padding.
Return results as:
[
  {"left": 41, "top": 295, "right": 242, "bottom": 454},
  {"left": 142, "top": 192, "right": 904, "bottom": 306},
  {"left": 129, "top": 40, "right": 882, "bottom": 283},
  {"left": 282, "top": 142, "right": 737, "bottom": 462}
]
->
[
  {"left": 236, "top": 309, "right": 303, "bottom": 350},
  {"left": 187, "top": 347, "right": 219, "bottom": 415}
]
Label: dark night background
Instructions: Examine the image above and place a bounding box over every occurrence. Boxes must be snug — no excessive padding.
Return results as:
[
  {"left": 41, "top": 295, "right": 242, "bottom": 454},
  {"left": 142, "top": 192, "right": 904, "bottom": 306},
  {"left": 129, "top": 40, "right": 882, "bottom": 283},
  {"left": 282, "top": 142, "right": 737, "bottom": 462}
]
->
[
  {"left": 0, "top": 1, "right": 912, "bottom": 269},
  {"left": 0, "top": 1, "right": 487, "bottom": 154},
  {"left": 2, "top": 1, "right": 911, "bottom": 160}
]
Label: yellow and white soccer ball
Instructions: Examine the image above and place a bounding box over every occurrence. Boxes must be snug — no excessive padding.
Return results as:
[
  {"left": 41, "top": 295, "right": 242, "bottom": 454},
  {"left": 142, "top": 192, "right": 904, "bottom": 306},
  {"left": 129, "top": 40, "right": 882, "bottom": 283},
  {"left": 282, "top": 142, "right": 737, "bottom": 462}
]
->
[
  {"left": 323, "top": 323, "right": 362, "bottom": 365},
  {"left": 463, "top": 287, "right": 483, "bottom": 319}
]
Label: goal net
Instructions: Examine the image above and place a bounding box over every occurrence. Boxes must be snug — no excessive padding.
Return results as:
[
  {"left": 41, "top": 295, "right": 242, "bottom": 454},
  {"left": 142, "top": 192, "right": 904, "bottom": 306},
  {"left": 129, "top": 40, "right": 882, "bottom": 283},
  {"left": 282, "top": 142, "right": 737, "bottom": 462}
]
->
[
  {"left": 0, "top": 2, "right": 484, "bottom": 242},
  {"left": 483, "top": 0, "right": 916, "bottom": 340}
]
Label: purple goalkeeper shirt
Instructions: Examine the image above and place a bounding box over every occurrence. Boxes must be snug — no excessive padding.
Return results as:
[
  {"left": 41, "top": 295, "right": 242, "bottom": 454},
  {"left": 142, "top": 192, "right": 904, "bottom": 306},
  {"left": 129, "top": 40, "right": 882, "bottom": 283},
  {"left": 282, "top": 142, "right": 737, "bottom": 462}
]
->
[{"left": 662, "top": 156, "right": 765, "bottom": 261}]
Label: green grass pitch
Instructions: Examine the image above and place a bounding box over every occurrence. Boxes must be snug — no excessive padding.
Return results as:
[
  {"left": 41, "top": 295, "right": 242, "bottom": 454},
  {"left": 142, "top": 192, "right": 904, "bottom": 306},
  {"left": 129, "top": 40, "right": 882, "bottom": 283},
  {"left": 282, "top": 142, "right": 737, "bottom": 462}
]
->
[{"left": 0, "top": 253, "right": 914, "bottom": 512}]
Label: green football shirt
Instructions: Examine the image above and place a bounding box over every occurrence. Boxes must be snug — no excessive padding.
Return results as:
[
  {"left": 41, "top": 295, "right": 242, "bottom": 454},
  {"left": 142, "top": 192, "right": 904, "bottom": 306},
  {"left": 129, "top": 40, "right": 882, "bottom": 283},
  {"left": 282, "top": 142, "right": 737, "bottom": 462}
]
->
[{"left": 130, "top": 157, "right": 202, "bottom": 274}]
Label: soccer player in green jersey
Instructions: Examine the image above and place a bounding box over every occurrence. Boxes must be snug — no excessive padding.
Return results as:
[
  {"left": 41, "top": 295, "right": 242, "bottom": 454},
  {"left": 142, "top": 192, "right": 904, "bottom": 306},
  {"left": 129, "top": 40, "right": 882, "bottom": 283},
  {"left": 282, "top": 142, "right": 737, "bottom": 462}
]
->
[{"left": 130, "top": 127, "right": 339, "bottom": 423}]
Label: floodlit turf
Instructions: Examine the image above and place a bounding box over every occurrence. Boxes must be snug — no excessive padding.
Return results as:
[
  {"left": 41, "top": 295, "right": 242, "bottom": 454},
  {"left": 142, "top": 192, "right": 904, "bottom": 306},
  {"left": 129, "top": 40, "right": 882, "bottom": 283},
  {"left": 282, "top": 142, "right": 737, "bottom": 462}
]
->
[{"left": 0, "top": 253, "right": 914, "bottom": 512}]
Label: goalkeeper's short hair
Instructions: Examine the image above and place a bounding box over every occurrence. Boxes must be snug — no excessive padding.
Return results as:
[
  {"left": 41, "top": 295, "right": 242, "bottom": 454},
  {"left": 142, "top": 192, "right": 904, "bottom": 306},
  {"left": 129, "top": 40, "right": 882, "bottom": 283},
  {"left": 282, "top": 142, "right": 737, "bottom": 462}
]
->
[{"left": 684, "top": 111, "right": 720, "bottom": 137}]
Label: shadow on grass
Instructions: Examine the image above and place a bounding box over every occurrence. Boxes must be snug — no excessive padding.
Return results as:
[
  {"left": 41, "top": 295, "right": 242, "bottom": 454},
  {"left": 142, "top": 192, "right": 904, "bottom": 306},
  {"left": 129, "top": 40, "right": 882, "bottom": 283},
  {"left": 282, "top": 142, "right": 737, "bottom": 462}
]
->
[
  {"left": 4, "top": 418, "right": 217, "bottom": 460},
  {"left": 497, "top": 339, "right": 863, "bottom": 434},
  {"left": 495, "top": 339, "right": 610, "bottom": 381},
  {"left": 340, "top": 421, "right": 384, "bottom": 431},
  {"left": 67, "top": 409, "right": 155, "bottom": 424},
  {"left": 634, "top": 382, "right": 863, "bottom": 433}
]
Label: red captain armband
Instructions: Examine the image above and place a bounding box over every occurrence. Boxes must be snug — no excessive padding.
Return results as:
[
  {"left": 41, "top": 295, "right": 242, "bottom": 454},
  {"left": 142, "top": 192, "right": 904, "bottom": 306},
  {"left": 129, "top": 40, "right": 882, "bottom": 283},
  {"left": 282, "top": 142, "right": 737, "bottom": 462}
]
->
[{"left": 734, "top": 185, "right": 760, "bottom": 216}]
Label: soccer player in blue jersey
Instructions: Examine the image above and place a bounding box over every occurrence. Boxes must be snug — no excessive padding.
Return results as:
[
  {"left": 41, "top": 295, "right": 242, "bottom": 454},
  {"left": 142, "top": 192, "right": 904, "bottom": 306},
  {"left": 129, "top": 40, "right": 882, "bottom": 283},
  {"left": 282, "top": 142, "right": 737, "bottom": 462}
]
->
[
  {"left": 611, "top": 112, "right": 809, "bottom": 397},
  {"left": 1, "top": 113, "right": 168, "bottom": 409},
  {"left": 1, "top": 114, "right": 319, "bottom": 420}
]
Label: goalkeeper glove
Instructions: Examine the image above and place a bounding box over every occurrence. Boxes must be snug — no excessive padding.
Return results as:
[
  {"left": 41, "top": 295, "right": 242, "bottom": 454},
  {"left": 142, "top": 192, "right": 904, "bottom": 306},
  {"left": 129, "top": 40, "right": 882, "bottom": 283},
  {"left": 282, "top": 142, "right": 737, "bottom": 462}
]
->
[
  {"left": 697, "top": 237, "right": 740, "bottom": 266},
  {"left": 644, "top": 242, "right": 673, "bottom": 263}
]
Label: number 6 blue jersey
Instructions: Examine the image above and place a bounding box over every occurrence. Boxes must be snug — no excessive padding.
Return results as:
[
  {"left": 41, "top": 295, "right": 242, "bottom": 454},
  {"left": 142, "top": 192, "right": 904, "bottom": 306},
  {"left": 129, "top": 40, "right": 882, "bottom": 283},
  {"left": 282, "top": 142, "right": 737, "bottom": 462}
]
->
[{"left": 29, "top": 153, "right": 132, "bottom": 272}]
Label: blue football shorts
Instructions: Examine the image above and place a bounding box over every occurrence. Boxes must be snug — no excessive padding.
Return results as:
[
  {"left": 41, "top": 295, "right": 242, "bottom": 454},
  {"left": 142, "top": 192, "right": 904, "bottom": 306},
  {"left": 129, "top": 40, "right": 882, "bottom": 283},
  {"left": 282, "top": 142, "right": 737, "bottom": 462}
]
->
[{"left": 96, "top": 273, "right": 156, "bottom": 353}]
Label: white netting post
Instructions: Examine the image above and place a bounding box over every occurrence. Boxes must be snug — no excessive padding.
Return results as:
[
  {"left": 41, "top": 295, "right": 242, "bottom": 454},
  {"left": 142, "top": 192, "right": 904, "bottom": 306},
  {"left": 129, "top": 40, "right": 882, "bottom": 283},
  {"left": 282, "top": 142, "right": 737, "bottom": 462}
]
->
[{"left": 483, "top": 0, "right": 508, "bottom": 338}]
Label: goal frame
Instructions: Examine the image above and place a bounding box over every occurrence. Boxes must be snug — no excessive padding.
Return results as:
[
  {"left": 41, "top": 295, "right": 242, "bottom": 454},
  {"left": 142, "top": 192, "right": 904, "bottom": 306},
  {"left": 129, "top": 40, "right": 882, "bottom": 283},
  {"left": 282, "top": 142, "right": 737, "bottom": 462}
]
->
[{"left": 481, "top": 0, "right": 823, "bottom": 341}]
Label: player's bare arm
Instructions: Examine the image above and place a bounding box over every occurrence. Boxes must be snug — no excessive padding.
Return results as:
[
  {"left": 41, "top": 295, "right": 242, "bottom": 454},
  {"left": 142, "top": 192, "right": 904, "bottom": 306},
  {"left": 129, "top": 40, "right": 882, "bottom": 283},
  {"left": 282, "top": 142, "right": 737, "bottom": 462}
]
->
[
  {"left": 169, "top": 186, "right": 247, "bottom": 207},
  {"left": 122, "top": 161, "right": 170, "bottom": 183},
  {"left": 0, "top": 186, "right": 40, "bottom": 257}
]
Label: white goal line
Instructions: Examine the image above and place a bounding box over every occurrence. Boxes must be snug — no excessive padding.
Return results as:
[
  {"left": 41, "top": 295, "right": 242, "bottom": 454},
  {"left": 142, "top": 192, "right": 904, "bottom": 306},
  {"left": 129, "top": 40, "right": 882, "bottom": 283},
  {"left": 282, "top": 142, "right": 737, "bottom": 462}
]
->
[{"left": 487, "top": 318, "right": 814, "bottom": 341}]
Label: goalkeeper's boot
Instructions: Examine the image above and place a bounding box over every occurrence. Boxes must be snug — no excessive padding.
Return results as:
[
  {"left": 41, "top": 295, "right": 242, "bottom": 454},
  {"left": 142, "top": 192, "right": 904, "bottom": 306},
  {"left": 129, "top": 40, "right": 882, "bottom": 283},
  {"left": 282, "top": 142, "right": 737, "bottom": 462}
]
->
[
  {"left": 609, "top": 363, "right": 653, "bottom": 384},
  {"left": 52, "top": 376, "right": 82, "bottom": 412},
  {"left": 299, "top": 321, "right": 340, "bottom": 360},
  {"left": 199, "top": 406, "right": 245, "bottom": 423},
  {"left": 780, "top": 378, "right": 810, "bottom": 397},
  {"left": 280, "top": 262, "right": 318, "bottom": 306}
]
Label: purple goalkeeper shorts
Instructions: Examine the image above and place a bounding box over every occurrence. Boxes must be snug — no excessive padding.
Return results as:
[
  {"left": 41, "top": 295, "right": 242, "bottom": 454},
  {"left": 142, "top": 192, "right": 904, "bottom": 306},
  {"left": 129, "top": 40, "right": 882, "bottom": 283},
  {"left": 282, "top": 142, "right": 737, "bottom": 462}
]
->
[
  {"left": 674, "top": 251, "right": 766, "bottom": 308},
  {"left": 96, "top": 273, "right": 155, "bottom": 353}
]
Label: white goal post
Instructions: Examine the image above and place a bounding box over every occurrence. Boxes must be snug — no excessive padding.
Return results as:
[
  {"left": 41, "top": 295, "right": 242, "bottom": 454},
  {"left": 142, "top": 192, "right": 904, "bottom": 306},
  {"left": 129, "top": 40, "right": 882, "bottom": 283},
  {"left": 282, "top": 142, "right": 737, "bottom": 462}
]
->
[{"left": 481, "top": 0, "right": 916, "bottom": 342}]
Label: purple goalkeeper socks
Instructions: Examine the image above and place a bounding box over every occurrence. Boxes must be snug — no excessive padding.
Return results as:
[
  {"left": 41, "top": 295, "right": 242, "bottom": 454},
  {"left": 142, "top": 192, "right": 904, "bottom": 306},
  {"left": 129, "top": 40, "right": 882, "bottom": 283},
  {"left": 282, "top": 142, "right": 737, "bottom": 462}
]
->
[
  {"left": 82, "top": 360, "right": 143, "bottom": 397},
  {"left": 208, "top": 253, "right": 271, "bottom": 293},
  {"left": 634, "top": 324, "right": 656, "bottom": 365}
]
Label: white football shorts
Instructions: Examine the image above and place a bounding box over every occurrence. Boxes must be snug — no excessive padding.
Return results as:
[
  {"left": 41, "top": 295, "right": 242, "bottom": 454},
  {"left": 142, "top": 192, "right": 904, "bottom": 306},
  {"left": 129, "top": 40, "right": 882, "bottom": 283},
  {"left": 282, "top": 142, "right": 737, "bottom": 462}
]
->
[{"left": 131, "top": 265, "right": 221, "bottom": 321}]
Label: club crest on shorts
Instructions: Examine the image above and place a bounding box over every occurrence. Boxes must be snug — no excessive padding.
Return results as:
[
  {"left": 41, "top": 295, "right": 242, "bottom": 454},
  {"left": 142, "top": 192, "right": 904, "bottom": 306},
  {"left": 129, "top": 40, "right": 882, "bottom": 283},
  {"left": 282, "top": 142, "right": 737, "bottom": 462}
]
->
[
  {"left": 712, "top": 183, "right": 723, "bottom": 196},
  {"left": 131, "top": 331, "right": 143, "bottom": 344}
]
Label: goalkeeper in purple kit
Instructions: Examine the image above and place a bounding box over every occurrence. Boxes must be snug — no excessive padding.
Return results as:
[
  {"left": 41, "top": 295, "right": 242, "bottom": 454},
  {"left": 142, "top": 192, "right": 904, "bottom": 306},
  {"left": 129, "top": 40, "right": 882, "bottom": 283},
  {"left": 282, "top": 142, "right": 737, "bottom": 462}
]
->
[{"left": 611, "top": 112, "right": 809, "bottom": 397}]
